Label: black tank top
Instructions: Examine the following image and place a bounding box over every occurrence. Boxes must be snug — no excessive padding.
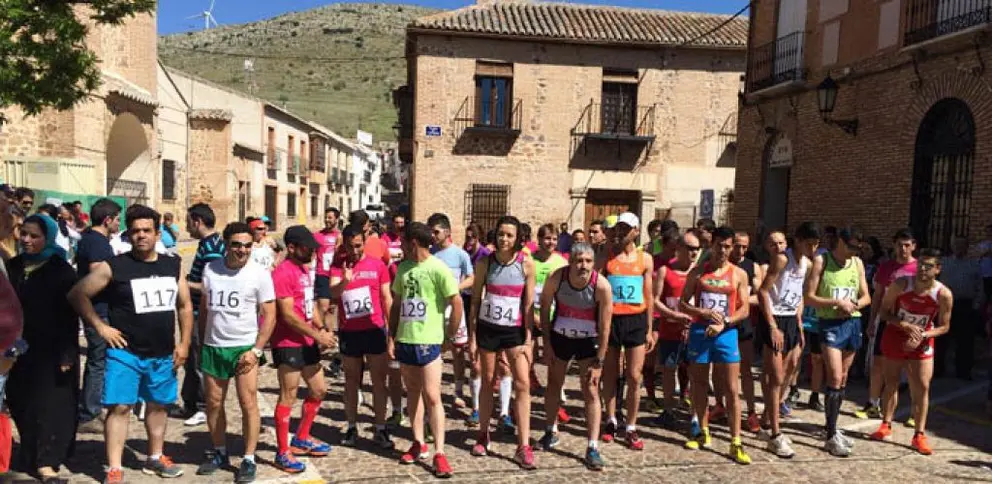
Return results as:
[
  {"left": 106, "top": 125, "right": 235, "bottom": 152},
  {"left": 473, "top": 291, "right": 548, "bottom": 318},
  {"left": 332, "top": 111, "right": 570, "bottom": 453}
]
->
[
  {"left": 107, "top": 253, "right": 182, "bottom": 357},
  {"left": 738, "top": 258, "right": 755, "bottom": 285}
]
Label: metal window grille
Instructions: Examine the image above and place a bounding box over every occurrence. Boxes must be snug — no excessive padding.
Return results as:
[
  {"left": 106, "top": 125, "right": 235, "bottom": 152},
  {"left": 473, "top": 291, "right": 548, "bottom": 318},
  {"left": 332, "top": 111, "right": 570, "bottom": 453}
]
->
[
  {"left": 287, "top": 192, "right": 297, "bottom": 218},
  {"left": 464, "top": 183, "right": 510, "bottom": 233},
  {"left": 264, "top": 186, "right": 278, "bottom": 229},
  {"left": 161, "top": 160, "right": 176, "bottom": 201}
]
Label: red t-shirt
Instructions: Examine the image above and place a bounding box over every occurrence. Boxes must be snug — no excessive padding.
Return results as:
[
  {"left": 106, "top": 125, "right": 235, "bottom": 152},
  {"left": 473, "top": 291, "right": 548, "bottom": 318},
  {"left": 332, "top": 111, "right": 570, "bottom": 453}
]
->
[
  {"left": 330, "top": 256, "right": 390, "bottom": 331},
  {"left": 658, "top": 266, "right": 690, "bottom": 341},
  {"left": 382, "top": 232, "right": 404, "bottom": 263},
  {"left": 881, "top": 279, "right": 943, "bottom": 360},
  {"left": 314, "top": 229, "right": 340, "bottom": 277},
  {"left": 363, "top": 234, "right": 390, "bottom": 265},
  {"left": 270, "top": 260, "right": 315, "bottom": 348}
]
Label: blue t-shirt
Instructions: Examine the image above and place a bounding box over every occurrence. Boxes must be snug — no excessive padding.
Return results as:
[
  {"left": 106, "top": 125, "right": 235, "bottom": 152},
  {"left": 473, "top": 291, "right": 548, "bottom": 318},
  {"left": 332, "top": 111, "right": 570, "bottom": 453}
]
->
[
  {"left": 160, "top": 223, "right": 180, "bottom": 248},
  {"left": 75, "top": 228, "right": 114, "bottom": 319},
  {"left": 430, "top": 245, "right": 473, "bottom": 284}
]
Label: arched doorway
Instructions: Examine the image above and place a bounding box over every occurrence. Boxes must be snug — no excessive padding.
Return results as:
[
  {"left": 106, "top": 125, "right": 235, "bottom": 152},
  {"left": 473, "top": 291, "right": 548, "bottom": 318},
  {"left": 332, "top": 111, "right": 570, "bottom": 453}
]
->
[
  {"left": 106, "top": 113, "right": 151, "bottom": 206},
  {"left": 910, "top": 98, "right": 975, "bottom": 251},
  {"left": 759, "top": 133, "right": 792, "bottom": 233}
]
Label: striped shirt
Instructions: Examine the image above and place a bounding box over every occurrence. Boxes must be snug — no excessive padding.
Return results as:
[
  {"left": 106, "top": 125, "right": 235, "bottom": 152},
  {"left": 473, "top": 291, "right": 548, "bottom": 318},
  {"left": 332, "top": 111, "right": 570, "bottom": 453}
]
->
[{"left": 188, "top": 232, "right": 225, "bottom": 312}]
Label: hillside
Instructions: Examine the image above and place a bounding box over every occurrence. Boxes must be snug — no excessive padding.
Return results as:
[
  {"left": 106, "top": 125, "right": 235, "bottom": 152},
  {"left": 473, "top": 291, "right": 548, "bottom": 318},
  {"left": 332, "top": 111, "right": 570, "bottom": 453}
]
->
[{"left": 159, "top": 3, "right": 439, "bottom": 141}]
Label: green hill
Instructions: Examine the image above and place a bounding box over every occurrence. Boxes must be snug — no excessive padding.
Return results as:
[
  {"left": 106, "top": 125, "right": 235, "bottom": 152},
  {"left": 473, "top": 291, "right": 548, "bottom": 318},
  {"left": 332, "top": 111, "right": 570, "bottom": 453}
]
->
[{"left": 159, "top": 2, "right": 438, "bottom": 141}]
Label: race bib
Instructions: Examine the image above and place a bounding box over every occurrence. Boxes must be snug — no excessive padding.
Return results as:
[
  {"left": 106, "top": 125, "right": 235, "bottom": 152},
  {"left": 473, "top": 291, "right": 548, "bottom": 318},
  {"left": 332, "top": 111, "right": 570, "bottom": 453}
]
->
[
  {"left": 322, "top": 251, "right": 334, "bottom": 272},
  {"left": 699, "top": 291, "right": 729, "bottom": 317},
  {"left": 304, "top": 286, "right": 315, "bottom": 320},
  {"left": 480, "top": 293, "right": 520, "bottom": 327},
  {"left": 399, "top": 297, "right": 427, "bottom": 323},
  {"left": 207, "top": 277, "right": 245, "bottom": 314},
  {"left": 831, "top": 287, "right": 856, "bottom": 302},
  {"left": 774, "top": 287, "right": 803, "bottom": 312},
  {"left": 131, "top": 277, "right": 178, "bottom": 315},
  {"left": 607, "top": 275, "right": 644, "bottom": 305},
  {"left": 554, "top": 304, "right": 597, "bottom": 338},
  {"left": 898, "top": 308, "right": 930, "bottom": 328},
  {"left": 341, "top": 286, "right": 373, "bottom": 319},
  {"left": 389, "top": 247, "right": 403, "bottom": 262},
  {"left": 534, "top": 283, "right": 544, "bottom": 309}
]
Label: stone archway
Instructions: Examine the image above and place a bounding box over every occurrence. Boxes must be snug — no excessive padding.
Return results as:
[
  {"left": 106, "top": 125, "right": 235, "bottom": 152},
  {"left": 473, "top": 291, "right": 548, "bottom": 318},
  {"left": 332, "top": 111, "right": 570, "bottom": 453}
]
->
[{"left": 106, "top": 112, "right": 152, "bottom": 205}]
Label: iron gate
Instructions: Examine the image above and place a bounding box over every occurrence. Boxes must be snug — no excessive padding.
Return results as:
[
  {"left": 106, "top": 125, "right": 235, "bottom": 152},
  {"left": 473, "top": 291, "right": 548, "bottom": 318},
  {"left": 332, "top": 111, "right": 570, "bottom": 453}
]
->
[
  {"left": 464, "top": 183, "right": 510, "bottom": 233},
  {"left": 910, "top": 98, "right": 975, "bottom": 251}
]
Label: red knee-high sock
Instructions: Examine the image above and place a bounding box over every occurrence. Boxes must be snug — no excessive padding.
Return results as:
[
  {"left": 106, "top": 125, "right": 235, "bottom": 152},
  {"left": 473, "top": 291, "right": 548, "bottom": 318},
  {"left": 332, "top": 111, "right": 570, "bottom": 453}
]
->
[
  {"left": 275, "top": 404, "right": 292, "bottom": 454},
  {"left": 296, "top": 397, "right": 321, "bottom": 440}
]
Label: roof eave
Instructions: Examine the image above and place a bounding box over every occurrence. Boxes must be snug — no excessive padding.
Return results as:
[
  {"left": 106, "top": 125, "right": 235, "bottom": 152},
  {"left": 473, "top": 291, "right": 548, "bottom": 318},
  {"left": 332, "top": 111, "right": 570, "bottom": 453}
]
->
[{"left": 405, "top": 26, "right": 746, "bottom": 52}]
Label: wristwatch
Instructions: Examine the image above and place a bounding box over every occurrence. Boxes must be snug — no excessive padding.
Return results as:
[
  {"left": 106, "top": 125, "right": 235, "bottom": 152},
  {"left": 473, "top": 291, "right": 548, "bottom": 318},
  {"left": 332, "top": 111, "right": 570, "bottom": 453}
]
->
[{"left": 251, "top": 348, "right": 264, "bottom": 359}]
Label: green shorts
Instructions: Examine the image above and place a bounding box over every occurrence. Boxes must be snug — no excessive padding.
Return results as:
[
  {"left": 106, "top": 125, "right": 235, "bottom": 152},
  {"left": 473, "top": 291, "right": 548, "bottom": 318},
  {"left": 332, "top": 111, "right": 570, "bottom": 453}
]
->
[{"left": 201, "top": 345, "right": 265, "bottom": 380}]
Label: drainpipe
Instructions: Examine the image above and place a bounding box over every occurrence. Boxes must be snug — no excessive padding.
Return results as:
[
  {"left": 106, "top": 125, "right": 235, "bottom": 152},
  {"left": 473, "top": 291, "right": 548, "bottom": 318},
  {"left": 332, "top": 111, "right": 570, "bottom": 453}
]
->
[{"left": 159, "top": 60, "right": 192, "bottom": 211}]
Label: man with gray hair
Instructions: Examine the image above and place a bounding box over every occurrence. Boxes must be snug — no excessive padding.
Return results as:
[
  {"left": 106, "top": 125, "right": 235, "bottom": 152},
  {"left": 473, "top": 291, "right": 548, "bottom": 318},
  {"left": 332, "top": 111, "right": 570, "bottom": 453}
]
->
[{"left": 536, "top": 242, "right": 613, "bottom": 471}]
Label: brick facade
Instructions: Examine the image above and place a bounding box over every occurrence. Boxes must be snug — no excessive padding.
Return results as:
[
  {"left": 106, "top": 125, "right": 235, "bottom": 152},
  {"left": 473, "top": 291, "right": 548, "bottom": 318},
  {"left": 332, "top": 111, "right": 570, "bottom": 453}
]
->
[{"left": 735, "top": 0, "right": 992, "bottom": 249}]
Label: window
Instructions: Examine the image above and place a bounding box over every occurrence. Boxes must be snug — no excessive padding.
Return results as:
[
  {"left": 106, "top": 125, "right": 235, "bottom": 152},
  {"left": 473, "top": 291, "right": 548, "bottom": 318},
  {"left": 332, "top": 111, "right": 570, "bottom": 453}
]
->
[
  {"left": 601, "top": 75, "right": 637, "bottom": 135},
  {"left": 266, "top": 127, "right": 276, "bottom": 169},
  {"left": 238, "top": 181, "right": 251, "bottom": 221},
  {"left": 464, "top": 183, "right": 510, "bottom": 233},
  {"left": 161, "top": 159, "right": 176, "bottom": 201},
  {"left": 287, "top": 192, "right": 297, "bottom": 218},
  {"left": 475, "top": 62, "right": 513, "bottom": 128},
  {"left": 264, "top": 186, "right": 278, "bottom": 229}
]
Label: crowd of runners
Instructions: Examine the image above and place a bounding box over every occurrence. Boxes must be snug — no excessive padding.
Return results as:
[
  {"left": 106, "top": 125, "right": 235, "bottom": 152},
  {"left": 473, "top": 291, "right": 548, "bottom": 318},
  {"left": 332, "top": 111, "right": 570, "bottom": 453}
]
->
[{"left": 0, "top": 183, "right": 989, "bottom": 483}]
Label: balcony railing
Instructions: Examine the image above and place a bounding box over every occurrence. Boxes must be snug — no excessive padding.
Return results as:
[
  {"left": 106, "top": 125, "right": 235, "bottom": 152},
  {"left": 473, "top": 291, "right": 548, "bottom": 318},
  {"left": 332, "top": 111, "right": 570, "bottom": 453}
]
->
[
  {"left": 905, "top": 0, "right": 992, "bottom": 46},
  {"left": 746, "top": 31, "right": 807, "bottom": 94},
  {"left": 454, "top": 96, "right": 523, "bottom": 135},
  {"left": 331, "top": 167, "right": 340, "bottom": 184},
  {"left": 107, "top": 178, "right": 148, "bottom": 206},
  {"left": 571, "top": 101, "right": 655, "bottom": 140},
  {"left": 266, "top": 149, "right": 279, "bottom": 169}
]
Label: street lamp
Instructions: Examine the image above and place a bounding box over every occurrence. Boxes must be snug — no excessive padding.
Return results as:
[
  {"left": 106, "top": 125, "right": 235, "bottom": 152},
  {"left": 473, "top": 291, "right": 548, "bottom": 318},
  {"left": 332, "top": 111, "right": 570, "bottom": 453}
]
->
[{"left": 816, "top": 76, "right": 859, "bottom": 136}]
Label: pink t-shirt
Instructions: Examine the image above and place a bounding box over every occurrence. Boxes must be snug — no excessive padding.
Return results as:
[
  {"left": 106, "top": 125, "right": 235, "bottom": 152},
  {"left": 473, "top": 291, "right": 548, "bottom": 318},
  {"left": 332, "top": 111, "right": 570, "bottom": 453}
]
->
[
  {"left": 314, "top": 229, "right": 340, "bottom": 277},
  {"left": 382, "top": 232, "right": 404, "bottom": 263},
  {"left": 271, "top": 260, "right": 316, "bottom": 348},
  {"left": 331, "top": 256, "right": 390, "bottom": 331},
  {"left": 874, "top": 259, "right": 918, "bottom": 294}
]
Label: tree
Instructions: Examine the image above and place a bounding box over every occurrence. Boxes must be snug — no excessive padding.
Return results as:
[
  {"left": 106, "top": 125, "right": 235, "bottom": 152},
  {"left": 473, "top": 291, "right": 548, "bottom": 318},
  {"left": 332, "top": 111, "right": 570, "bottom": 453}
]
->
[{"left": 0, "top": 0, "right": 156, "bottom": 117}]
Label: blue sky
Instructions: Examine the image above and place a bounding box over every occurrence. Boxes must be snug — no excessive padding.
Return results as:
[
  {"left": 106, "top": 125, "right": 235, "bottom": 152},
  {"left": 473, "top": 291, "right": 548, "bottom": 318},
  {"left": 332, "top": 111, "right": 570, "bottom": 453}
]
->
[{"left": 158, "top": 0, "right": 743, "bottom": 34}]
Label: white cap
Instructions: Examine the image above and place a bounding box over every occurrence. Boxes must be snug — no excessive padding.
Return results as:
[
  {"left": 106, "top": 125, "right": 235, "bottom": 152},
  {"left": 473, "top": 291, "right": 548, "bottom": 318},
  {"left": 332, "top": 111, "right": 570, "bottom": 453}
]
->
[{"left": 616, "top": 212, "right": 639, "bottom": 228}]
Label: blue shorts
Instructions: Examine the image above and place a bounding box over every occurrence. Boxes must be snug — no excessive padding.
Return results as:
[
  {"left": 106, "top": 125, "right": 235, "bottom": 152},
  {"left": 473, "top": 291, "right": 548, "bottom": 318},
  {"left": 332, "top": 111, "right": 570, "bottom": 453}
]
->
[
  {"left": 315, "top": 275, "right": 331, "bottom": 300},
  {"left": 818, "top": 317, "right": 862, "bottom": 353},
  {"left": 395, "top": 343, "right": 442, "bottom": 367},
  {"left": 103, "top": 348, "right": 177, "bottom": 406},
  {"left": 657, "top": 340, "right": 687, "bottom": 368},
  {"left": 687, "top": 324, "right": 741, "bottom": 364}
]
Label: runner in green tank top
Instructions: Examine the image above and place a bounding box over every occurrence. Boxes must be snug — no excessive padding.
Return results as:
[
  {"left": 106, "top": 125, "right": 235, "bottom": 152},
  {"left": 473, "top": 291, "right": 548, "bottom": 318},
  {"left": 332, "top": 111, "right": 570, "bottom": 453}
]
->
[{"left": 531, "top": 224, "right": 568, "bottom": 402}]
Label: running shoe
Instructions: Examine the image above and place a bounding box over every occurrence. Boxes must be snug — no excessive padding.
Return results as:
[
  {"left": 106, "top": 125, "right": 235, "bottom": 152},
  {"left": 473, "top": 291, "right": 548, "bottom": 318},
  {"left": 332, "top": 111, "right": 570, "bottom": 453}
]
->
[
  {"left": 746, "top": 412, "right": 761, "bottom": 433},
  {"left": 433, "top": 453, "right": 453, "bottom": 478},
  {"left": 471, "top": 434, "right": 490, "bottom": 456},
  {"left": 373, "top": 428, "right": 395, "bottom": 449},
  {"left": 643, "top": 398, "right": 661, "bottom": 413},
  {"left": 400, "top": 442, "right": 429, "bottom": 464},
  {"left": 274, "top": 452, "right": 305, "bottom": 473},
  {"left": 655, "top": 410, "right": 676, "bottom": 429},
  {"left": 708, "top": 404, "right": 727, "bottom": 422},
  {"left": 142, "top": 455, "right": 184, "bottom": 478},
  {"left": 684, "top": 427, "right": 711, "bottom": 450},
  {"left": 557, "top": 407, "right": 571, "bottom": 424},
  {"left": 768, "top": 434, "right": 796, "bottom": 459},
  {"left": 183, "top": 410, "right": 207, "bottom": 427},
  {"left": 195, "top": 449, "right": 229, "bottom": 475},
  {"left": 425, "top": 425, "right": 435, "bottom": 443},
  {"left": 911, "top": 433, "right": 933, "bottom": 455},
  {"left": 538, "top": 431, "right": 560, "bottom": 450},
  {"left": 825, "top": 433, "right": 852, "bottom": 457},
  {"left": 730, "top": 440, "right": 752, "bottom": 465},
  {"left": 870, "top": 422, "right": 893, "bottom": 441},
  {"left": 602, "top": 420, "right": 617, "bottom": 443},
  {"left": 290, "top": 437, "right": 331, "bottom": 457},
  {"left": 341, "top": 426, "right": 358, "bottom": 446},
  {"left": 625, "top": 430, "right": 645, "bottom": 451},
  {"left": 467, "top": 410, "right": 480, "bottom": 427},
  {"left": 787, "top": 386, "right": 801, "bottom": 404},
  {"left": 837, "top": 429, "right": 854, "bottom": 448},
  {"left": 498, "top": 414, "right": 516, "bottom": 435},
  {"left": 236, "top": 459, "right": 257, "bottom": 483},
  {"left": 779, "top": 402, "right": 792, "bottom": 418},
  {"left": 855, "top": 403, "right": 882, "bottom": 419},
  {"left": 513, "top": 445, "right": 537, "bottom": 470},
  {"left": 904, "top": 417, "right": 916, "bottom": 428},
  {"left": 689, "top": 417, "right": 701, "bottom": 438},
  {"left": 584, "top": 446, "right": 605, "bottom": 471},
  {"left": 807, "top": 395, "right": 825, "bottom": 412},
  {"left": 103, "top": 469, "right": 124, "bottom": 484},
  {"left": 387, "top": 411, "right": 407, "bottom": 429}
]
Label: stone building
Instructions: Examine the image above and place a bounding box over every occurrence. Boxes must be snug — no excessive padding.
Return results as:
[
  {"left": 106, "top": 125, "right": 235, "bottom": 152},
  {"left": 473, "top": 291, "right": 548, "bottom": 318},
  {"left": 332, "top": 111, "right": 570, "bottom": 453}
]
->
[
  {"left": 0, "top": 6, "right": 159, "bottom": 208},
  {"left": 397, "top": 1, "right": 747, "bottom": 236},
  {"left": 735, "top": 0, "right": 992, "bottom": 251}
]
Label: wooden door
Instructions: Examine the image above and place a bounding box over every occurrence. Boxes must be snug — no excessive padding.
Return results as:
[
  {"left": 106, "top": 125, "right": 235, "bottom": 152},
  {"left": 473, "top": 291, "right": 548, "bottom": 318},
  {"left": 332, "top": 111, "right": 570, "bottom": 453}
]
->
[{"left": 584, "top": 189, "right": 640, "bottom": 226}]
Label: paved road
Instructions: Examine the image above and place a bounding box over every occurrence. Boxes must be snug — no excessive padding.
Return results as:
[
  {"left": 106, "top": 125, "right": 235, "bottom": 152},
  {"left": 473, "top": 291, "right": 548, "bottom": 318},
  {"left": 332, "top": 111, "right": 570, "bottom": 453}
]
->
[{"left": 10, "top": 353, "right": 991, "bottom": 483}]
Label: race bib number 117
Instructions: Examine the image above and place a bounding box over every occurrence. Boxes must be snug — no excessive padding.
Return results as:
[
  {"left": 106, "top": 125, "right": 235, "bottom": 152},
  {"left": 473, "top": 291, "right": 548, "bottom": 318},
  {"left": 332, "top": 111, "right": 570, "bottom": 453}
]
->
[{"left": 131, "top": 277, "right": 178, "bottom": 315}]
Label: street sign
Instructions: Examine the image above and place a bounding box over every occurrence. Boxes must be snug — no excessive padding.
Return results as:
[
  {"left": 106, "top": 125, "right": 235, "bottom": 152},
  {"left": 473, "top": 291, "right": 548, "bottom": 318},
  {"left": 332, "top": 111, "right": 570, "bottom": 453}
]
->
[
  {"left": 699, "top": 189, "right": 714, "bottom": 220},
  {"left": 425, "top": 125, "right": 442, "bottom": 137}
]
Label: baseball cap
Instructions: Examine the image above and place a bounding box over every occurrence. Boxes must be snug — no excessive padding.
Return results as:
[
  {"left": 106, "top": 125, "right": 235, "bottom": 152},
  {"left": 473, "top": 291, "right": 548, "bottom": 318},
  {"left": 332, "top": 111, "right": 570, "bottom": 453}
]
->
[
  {"left": 283, "top": 225, "right": 319, "bottom": 249},
  {"left": 260, "top": 215, "right": 271, "bottom": 223},
  {"left": 249, "top": 219, "right": 266, "bottom": 231},
  {"left": 616, "top": 212, "right": 640, "bottom": 228}
]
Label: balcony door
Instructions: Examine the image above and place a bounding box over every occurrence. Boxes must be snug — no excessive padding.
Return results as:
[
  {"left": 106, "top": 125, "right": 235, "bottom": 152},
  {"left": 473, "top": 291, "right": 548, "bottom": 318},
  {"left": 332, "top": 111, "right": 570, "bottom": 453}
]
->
[
  {"left": 774, "top": 0, "right": 807, "bottom": 79},
  {"left": 601, "top": 82, "right": 637, "bottom": 135}
]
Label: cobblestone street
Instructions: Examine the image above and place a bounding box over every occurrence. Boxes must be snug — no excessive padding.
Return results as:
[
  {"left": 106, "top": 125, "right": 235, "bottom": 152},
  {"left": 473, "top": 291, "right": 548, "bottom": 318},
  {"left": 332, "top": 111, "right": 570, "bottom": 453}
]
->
[{"left": 16, "top": 352, "right": 990, "bottom": 484}]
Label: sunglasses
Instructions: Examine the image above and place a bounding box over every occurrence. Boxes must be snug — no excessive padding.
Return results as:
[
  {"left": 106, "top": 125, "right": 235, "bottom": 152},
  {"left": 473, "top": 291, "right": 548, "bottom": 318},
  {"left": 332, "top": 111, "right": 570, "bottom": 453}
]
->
[
  {"left": 919, "top": 262, "right": 937, "bottom": 271},
  {"left": 253, "top": 227, "right": 266, "bottom": 232},
  {"left": 228, "top": 241, "right": 251, "bottom": 250},
  {"left": 685, "top": 245, "right": 702, "bottom": 251}
]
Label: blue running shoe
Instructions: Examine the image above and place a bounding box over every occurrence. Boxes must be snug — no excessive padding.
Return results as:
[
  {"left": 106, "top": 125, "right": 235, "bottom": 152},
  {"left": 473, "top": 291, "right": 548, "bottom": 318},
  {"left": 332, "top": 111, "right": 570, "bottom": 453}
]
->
[
  {"left": 274, "top": 452, "right": 305, "bottom": 474},
  {"left": 291, "top": 436, "right": 331, "bottom": 457},
  {"left": 690, "top": 417, "right": 702, "bottom": 438}
]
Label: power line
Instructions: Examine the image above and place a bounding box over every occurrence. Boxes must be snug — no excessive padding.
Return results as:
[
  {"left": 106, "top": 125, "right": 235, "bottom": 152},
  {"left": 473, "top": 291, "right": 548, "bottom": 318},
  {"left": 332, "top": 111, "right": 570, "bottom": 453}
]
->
[
  {"left": 678, "top": 2, "right": 751, "bottom": 48},
  {"left": 162, "top": 46, "right": 405, "bottom": 62}
]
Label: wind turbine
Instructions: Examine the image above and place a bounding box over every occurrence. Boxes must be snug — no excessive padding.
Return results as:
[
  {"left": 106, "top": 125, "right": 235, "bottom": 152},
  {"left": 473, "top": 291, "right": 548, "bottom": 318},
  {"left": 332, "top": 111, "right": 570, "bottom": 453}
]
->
[{"left": 185, "top": 0, "right": 219, "bottom": 30}]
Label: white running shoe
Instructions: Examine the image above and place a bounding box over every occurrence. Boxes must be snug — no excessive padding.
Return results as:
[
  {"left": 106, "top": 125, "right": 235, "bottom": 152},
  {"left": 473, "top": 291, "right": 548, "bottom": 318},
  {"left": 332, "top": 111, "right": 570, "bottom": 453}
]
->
[
  {"left": 767, "top": 434, "right": 796, "bottom": 459},
  {"left": 184, "top": 411, "right": 207, "bottom": 427}
]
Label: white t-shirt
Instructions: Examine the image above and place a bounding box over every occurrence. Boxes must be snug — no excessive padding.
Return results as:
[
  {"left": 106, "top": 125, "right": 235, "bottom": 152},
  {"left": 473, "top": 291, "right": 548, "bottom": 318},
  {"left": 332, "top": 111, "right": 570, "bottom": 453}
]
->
[
  {"left": 250, "top": 245, "right": 276, "bottom": 271},
  {"left": 202, "top": 259, "right": 276, "bottom": 347}
]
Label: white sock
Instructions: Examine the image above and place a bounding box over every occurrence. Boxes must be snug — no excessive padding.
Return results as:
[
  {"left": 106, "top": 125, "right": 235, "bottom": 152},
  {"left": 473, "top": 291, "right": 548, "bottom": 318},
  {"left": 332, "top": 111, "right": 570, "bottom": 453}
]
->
[
  {"left": 471, "top": 377, "right": 481, "bottom": 410},
  {"left": 500, "top": 376, "right": 512, "bottom": 416},
  {"left": 243, "top": 454, "right": 255, "bottom": 463},
  {"left": 626, "top": 424, "right": 636, "bottom": 433},
  {"left": 608, "top": 416, "right": 617, "bottom": 426},
  {"left": 560, "top": 387, "right": 568, "bottom": 403},
  {"left": 588, "top": 440, "right": 598, "bottom": 450},
  {"left": 149, "top": 453, "right": 162, "bottom": 461}
]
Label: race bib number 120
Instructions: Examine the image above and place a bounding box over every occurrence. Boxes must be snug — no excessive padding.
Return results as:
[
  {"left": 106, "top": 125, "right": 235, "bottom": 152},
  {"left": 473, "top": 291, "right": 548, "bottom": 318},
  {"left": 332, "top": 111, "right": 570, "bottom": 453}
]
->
[{"left": 131, "top": 277, "right": 178, "bottom": 315}]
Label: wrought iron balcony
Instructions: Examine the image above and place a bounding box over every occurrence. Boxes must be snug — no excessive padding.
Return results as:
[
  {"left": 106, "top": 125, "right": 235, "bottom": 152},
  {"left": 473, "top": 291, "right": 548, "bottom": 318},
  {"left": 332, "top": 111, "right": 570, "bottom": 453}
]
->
[
  {"left": 746, "top": 31, "right": 807, "bottom": 94},
  {"left": 454, "top": 96, "right": 523, "bottom": 136},
  {"left": 571, "top": 101, "right": 655, "bottom": 141},
  {"left": 905, "top": 0, "right": 992, "bottom": 46}
]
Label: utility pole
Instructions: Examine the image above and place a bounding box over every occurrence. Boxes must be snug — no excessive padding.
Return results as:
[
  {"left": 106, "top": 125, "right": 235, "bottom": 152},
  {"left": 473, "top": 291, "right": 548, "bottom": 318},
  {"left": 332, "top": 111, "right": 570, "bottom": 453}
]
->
[{"left": 243, "top": 58, "right": 257, "bottom": 96}]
